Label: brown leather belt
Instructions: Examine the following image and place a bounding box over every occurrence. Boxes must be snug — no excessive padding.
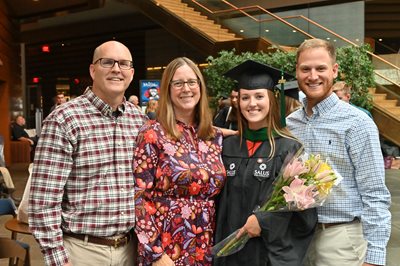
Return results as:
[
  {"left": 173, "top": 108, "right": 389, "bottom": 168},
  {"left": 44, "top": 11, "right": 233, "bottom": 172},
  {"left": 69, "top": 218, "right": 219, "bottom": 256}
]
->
[
  {"left": 318, "top": 217, "right": 360, "bottom": 230},
  {"left": 64, "top": 232, "right": 131, "bottom": 248}
]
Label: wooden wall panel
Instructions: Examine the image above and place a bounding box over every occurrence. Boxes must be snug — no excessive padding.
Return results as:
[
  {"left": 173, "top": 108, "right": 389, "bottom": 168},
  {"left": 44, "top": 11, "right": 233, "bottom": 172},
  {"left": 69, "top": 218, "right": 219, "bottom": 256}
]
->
[{"left": 0, "top": 0, "right": 22, "bottom": 166}]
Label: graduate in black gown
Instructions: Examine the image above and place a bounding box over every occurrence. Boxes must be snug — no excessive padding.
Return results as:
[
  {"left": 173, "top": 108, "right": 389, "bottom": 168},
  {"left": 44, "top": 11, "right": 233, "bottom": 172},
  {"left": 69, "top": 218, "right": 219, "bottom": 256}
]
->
[{"left": 214, "top": 60, "right": 317, "bottom": 266}]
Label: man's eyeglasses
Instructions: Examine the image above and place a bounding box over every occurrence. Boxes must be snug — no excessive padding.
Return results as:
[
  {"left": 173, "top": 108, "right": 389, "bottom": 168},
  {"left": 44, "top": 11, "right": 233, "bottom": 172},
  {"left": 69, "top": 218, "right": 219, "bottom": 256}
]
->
[
  {"left": 93, "top": 58, "right": 133, "bottom": 70},
  {"left": 170, "top": 79, "right": 200, "bottom": 89}
]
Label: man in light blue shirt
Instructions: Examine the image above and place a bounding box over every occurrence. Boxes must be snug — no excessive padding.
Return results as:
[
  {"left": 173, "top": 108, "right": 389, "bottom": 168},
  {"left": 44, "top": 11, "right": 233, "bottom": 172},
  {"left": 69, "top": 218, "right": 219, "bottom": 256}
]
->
[{"left": 287, "top": 38, "right": 391, "bottom": 266}]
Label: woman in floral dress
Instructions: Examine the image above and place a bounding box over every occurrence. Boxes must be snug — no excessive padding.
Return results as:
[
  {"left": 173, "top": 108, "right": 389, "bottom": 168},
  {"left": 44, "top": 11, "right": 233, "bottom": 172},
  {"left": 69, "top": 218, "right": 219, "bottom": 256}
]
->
[{"left": 133, "top": 57, "right": 226, "bottom": 266}]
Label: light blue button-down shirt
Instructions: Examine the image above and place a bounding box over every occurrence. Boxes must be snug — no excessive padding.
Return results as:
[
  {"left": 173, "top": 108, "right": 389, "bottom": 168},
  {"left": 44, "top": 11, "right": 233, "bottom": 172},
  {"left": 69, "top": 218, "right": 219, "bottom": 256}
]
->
[{"left": 287, "top": 93, "right": 391, "bottom": 265}]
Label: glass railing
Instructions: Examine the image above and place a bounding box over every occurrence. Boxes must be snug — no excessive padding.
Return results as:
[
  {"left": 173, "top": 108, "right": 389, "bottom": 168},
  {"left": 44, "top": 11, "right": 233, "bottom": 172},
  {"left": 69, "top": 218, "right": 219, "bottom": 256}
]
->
[
  {"left": 192, "top": 0, "right": 312, "bottom": 47},
  {"left": 374, "top": 40, "right": 398, "bottom": 55},
  {"left": 189, "top": 0, "right": 400, "bottom": 98}
]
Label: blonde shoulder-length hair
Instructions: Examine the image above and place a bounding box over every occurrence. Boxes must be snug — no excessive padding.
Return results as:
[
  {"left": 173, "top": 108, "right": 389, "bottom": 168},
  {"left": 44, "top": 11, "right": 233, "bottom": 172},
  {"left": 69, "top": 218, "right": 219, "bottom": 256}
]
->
[
  {"left": 156, "top": 57, "right": 215, "bottom": 140},
  {"left": 145, "top": 99, "right": 158, "bottom": 114},
  {"left": 237, "top": 89, "right": 298, "bottom": 158}
]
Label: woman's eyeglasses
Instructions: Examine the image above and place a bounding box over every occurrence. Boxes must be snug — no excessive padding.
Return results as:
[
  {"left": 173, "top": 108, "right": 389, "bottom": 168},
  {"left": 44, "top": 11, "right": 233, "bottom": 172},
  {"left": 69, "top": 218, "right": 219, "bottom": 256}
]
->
[{"left": 170, "top": 79, "right": 200, "bottom": 89}]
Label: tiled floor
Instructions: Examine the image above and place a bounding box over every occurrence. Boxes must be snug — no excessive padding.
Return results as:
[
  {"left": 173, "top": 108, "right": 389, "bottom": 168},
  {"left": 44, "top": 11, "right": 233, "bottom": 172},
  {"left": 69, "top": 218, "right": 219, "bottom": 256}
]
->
[{"left": 1, "top": 163, "right": 399, "bottom": 266}]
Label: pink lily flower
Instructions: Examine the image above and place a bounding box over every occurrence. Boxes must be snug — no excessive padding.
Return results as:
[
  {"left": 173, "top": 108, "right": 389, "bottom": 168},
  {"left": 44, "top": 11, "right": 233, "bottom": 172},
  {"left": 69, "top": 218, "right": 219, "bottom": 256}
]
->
[
  {"left": 282, "top": 159, "right": 309, "bottom": 181},
  {"left": 282, "top": 177, "right": 316, "bottom": 210}
]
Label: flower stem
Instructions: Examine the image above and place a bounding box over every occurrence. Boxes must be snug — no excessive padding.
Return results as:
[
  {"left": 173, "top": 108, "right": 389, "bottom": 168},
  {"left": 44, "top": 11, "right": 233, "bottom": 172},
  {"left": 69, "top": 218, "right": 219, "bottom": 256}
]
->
[{"left": 216, "top": 233, "right": 249, "bottom": 257}]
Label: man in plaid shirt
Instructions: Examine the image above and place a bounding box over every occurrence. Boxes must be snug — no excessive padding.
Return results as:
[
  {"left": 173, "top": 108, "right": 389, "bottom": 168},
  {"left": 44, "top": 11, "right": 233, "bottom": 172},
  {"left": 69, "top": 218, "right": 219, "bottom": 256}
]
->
[{"left": 29, "top": 40, "right": 148, "bottom": 266}]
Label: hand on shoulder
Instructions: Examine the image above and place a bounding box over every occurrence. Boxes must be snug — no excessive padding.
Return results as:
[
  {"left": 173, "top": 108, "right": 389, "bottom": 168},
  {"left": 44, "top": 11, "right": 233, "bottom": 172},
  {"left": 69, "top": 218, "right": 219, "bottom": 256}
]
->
[{"left": 216, "top": 127, "right": 238, "bottom": 137}]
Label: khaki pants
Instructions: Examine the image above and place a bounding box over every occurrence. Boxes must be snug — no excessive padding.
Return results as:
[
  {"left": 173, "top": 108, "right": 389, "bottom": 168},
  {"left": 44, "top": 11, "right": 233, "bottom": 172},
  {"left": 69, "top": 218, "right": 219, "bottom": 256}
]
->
[
  {"left": 64, "top": 234, "right": 138, "bottom": 266},
  {"left": 305, "top": 221, "right": 367, "bottom": 266}
]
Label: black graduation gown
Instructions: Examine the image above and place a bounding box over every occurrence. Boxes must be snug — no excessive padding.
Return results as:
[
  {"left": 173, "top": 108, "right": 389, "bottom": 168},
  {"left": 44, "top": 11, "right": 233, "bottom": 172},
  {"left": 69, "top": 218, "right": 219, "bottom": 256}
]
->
[
  {"left": 214, "top": 135, "right": 317, "bottom": 266},
  {"left": 213, "top": 106, "right": 238, "bottom": 130}
]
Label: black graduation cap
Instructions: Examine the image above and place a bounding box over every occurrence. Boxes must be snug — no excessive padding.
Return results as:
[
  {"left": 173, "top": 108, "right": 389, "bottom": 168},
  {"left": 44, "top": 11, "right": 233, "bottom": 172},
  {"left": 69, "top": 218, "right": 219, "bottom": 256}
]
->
[
  {"left": 223, "top": 60, "right": 293, "bottom": 92},
  {"left": 224, "top": 60, "right": 296, "bottom": 127},
  {"left": 275, "top": 80, "right": 299, "bottom": 100}
]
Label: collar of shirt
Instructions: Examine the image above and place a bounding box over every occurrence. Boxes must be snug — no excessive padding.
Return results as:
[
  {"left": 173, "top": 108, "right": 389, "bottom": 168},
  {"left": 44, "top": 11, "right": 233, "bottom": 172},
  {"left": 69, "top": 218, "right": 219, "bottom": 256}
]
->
[
  {"left": 84, "top": 87, "right": 126, "bottom": 118},
  {"left": 302, "top": 93, "right": 340, "bottom": 119},
  {"left": 176, "top": 119, "right": 198, "bottom": 131}
]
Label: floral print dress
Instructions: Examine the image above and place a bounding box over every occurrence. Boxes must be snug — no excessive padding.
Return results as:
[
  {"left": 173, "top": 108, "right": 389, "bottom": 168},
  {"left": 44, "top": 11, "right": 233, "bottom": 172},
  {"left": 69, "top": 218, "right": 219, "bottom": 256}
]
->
[{"left": 134, "top": 120, "right": 226, "bottom": 266}]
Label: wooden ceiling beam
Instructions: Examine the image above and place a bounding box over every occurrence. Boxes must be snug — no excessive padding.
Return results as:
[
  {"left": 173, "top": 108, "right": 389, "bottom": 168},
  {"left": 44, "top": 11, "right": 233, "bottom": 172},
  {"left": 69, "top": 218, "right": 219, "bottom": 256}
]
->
[{"left": 20, "top": 13, "right": 155, "bottom": 44}]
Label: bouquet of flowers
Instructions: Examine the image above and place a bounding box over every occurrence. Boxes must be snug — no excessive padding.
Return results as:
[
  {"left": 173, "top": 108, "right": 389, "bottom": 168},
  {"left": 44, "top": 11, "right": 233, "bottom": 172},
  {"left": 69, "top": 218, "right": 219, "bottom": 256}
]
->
[{"left": 212, "top": 148, "right": 342, "bottom": 257}]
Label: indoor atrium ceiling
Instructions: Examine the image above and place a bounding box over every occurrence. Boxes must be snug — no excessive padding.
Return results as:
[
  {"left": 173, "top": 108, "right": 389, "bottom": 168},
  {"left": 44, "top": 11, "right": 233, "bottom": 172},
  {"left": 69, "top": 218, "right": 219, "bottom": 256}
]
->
[{"left": 4, "top": 0, "right": 400, "bottom": 51}]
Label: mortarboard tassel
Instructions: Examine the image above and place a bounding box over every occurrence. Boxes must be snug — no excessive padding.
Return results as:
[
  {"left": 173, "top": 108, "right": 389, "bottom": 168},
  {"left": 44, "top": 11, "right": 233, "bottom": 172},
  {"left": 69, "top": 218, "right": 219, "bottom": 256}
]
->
[{"left": 278, "top": 71, "right": 286, "bottom": 127}]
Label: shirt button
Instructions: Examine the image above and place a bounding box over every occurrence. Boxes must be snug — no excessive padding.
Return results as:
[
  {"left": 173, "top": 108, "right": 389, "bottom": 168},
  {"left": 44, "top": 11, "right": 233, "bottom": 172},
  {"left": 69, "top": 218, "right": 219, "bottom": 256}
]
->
[
  {"left": 121, "top": 188, "right": 125, "bottom": 192},
  {"left": 121, "top": 211, "right": 125, "bottom": 215}
]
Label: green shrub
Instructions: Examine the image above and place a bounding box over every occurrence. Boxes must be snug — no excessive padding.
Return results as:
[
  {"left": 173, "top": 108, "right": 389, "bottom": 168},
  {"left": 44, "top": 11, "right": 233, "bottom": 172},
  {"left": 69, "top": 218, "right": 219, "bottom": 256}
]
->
[{"left": 204, "top": 44, "right": 374, "bottom": 110}]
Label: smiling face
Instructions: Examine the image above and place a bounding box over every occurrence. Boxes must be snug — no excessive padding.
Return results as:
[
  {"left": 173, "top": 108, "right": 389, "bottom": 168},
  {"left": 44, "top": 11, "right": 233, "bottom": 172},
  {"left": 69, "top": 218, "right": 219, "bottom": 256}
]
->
[
  {"left": 89, "top": 41, "right": 134, "bottom": 106},
  {"left": 296, "top": 47, "right": 338, "bottom": 109},
  {"left": 239, "top": 88, "right": 270, "bottom": 130},
  {"left": 170, "top": 64, "right": 200, "bottom": 122}
]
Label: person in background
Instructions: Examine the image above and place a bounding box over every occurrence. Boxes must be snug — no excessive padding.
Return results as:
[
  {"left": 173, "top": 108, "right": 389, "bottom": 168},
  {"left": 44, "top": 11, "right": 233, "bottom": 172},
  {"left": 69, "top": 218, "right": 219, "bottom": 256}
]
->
[
  {"left": 331, "top": 81, "right": 351, "bottom": 102},
  {"left": 11, "top": 115, "right": 38, "bottom": 147},
  {"left": 287, "top": 38, "right": 391, "bottom": 266},
  {"left": 214, "top": 60, "right": 317, "bottom": 266},
  {"left": 278, "top": 80, "right": 302, "bottom": 116},
  {"left": 129, "top": 94, "right": 140, "bottom": 107},
  {"left": 213, "top": 90, "right": 239, "bottom": 130},
  {"left": 213, "top": 95, "right": 229, "bottom": 118},
  {"left": 133, "top": 57, "right": 226, "bottom": 266},
  {"left": 29, "top": 40, "right": 147, "bottom": 266},
  {"left": 49, "top": 92, "right": 66, "bottom": 113},
  {"left": 332, "top": 81, "right": 373, "bottom": 118},
  {"left": 285, "top": 96, "right": 302, "bottom": 116},
  {"left": 145, "top": 99, "right": 158, "bottom": 120},
  {"left": 11, "top": 114, "right": 38, "bottom": 161}
]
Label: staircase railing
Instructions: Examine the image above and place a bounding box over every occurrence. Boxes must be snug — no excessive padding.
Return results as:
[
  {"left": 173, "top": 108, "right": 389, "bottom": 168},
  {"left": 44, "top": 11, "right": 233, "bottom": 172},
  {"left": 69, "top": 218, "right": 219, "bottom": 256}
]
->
[{"left": 189, "top": 0, "right": 400, "bottom": 100}]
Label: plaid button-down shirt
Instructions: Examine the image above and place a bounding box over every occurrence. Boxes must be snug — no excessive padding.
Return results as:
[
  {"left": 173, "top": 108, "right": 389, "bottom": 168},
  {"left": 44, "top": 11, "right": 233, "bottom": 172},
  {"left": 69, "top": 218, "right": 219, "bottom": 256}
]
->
[{"left": 29, "top": 87, "right": 148, "bottom": 266}]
